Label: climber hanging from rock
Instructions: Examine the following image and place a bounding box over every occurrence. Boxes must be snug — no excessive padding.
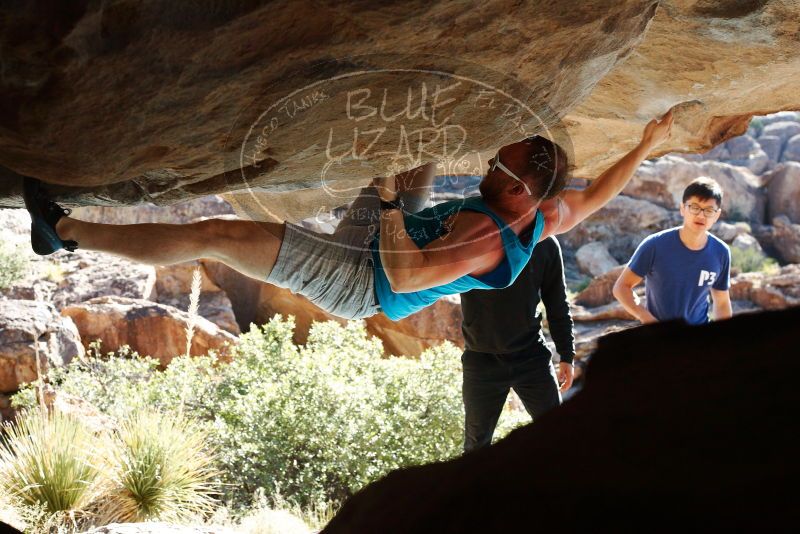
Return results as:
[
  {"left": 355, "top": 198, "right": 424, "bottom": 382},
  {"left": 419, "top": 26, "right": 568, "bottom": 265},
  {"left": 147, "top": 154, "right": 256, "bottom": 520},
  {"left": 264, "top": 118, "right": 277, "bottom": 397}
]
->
[{"left": 23, "top": 111, "right": 673, "bottom": 321}]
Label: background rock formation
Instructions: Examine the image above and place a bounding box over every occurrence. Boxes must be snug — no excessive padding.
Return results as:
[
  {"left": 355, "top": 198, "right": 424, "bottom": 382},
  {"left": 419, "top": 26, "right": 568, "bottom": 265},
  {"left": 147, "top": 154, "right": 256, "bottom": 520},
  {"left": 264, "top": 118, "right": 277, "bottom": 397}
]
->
[{"left": 1, "top": 1, "right": 797, "bottom": 222}]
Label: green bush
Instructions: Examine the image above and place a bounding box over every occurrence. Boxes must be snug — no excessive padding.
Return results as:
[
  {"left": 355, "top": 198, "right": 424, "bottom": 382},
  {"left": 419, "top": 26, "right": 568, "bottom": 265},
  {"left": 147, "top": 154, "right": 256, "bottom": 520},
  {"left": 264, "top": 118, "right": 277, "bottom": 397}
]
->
[
  {"left": 731, "top": 246, "right": 779, "bottom": 275},
  {"left": 14, "top": 318, "right": 472, "bottom": 509},
  {"left": 13, "top": 317, "right": 533, "bottom": 512},
  {"left": 0, "top": 241, "right": 30, "bottom": 289}
]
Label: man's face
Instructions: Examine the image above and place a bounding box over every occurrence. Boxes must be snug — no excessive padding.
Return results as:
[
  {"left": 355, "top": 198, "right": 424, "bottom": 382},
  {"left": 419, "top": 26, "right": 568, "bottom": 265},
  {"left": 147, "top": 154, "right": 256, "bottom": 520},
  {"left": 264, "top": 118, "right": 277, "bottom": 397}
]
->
[
  {"left": 680, "top": 196, "right": 721, "bottom": 231},
  {"left": 479, "top": 141, "right": 533, "bottom": 200}
]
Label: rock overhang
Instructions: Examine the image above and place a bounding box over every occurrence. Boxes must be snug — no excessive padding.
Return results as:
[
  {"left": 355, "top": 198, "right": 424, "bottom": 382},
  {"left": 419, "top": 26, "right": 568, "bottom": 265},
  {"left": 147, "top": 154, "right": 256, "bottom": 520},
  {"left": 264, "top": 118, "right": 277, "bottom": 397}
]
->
[{"left": 0, "top": 0, "right": 798, "bottom": 222}]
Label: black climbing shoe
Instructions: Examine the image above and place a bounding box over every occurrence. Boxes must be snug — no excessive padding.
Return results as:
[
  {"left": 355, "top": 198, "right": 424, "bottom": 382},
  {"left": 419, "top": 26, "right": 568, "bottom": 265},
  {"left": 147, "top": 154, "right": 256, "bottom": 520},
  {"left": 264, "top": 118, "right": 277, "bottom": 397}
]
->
[{"left": 22, "top": 177, "right": 78, "bottom": 255}]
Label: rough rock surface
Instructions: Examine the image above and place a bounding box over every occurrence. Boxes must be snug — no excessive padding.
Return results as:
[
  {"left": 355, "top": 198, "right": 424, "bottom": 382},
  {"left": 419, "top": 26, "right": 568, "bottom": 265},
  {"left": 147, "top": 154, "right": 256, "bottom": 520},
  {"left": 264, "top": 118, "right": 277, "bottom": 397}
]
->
[
  {"left": 623, "top": 156, "right": 764, "bottom": 222},
  {"left": 48, "top": 251, "right": 158, "bottom": 310},
  {"left": 714, "top": 221, "right": 751, "bottom": 243},
  {"left": 155, "top": 262, "right": 241, "bottom": 335},
  {"left": 0, "top": 300, "right": 83, "bottom": 393},
  {"left": 0, "top": 210, "right": 157, "bottom": 306},
  {"left": 731, "top": 233, "right": 764, "bottom": 255},
  {"left": 61, "top": 296, "right": 237, "bottom": 366},
  {"left": 72, "top": 196, "right": 234, "bottom": 225},
  {"left": 561, "top": 195, "right": 671, "bottom": 260},
  {"left": 771, "top": 216, "right": 800, "bottom": 263},
  {"left": 571, "top": 301, "right": 637, "bottom": 322},
  {"left": 782, "top": 133, "right": 800, "bottom": 163},
  {"left": 365, "top": 295, "right": 465, "bottom": 357},
  {"left": 575, "top": 242, "right": 619, "bottom": 277},
  {"left": 765, "top": 162, "right": 800, "bottom": 223},
  {"left": 0, "top": 0, "right": 662, "bottom": 214},
  {"left": 200, "top": 259, "right": 265, "bottom": 331},
  {"left": 324, "top": 307, "right": 800, "bottom": 532},
  {"left": 1, "top": 1, "right": 798, "bottom": 223},
  {"left": 574, "top": 265, "right": 627, "bottom": 308}
]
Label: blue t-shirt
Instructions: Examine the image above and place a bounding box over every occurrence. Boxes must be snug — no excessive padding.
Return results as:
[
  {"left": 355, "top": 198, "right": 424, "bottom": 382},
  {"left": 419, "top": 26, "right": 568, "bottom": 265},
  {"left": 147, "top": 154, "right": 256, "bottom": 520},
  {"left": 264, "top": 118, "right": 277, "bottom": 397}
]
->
[{"left": 628, "top": 227, "right": 731, "bottom": 325}]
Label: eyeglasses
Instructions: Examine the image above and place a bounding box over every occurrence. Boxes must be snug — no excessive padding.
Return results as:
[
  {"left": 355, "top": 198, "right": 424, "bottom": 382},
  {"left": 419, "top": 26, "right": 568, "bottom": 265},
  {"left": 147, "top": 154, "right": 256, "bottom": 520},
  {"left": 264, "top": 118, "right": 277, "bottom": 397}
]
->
[
  {"left": 490, "top": 151, "right": 532, "bottom": 196},
  {"left": 684, "top": 203, "right": 720, "bottom": 217}
]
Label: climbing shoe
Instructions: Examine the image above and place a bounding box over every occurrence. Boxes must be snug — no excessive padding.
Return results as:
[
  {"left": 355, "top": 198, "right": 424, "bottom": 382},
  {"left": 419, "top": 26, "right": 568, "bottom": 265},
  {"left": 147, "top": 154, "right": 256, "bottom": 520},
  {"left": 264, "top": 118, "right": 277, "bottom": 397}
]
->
[{"left": 22, "top": 177, "right": 78, "bottom": 255}]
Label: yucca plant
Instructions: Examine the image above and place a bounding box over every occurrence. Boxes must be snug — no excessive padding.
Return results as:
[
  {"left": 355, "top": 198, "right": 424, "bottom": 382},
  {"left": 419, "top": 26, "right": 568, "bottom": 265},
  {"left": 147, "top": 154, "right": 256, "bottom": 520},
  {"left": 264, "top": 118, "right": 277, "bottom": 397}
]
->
[
  {"left": 94, "top": 410, "right": 219, "bottom": 524},
  {"left": 0, "top": 409, "right": 105, "bottom": 520}
]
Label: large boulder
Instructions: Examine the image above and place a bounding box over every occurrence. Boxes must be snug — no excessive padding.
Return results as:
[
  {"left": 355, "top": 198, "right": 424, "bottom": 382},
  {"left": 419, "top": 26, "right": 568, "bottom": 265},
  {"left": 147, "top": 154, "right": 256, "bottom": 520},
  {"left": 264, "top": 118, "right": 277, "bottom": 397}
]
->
[
  {"left": 155, "top": 262, "right": 240, "bottom": 335},
  {"left": 728, "top": 265, "right": 800, "bottom": 311},
  {"left": 48, "top": 251, "right": 158, "bottom": 310},
  {"left": 758, "top": 112, "right": 800, "bottom": 127},
  {"left": 761, "top": 121, "right": 800, "bottom": 145},
  {"left": 71, "top": 196, "right": 234, "bottom": 225},
  {"left": 771, "top": 216, "right": 800, "bottom": 264},
  {"left": 560, "top": 195, "right": 671, "bottom": 260},
  {"left": 624, "top": 156, "right": 765, "bottom": 222},
  {"left": 722, "top": 134, "right": 770, "bottom": 174},
  {"left": 756, "top": 135, "right": 784, "bottom": 166},
  {"left": 365, "top": 295, "right": 465, "bottom": 357},
  {"left": 575, "top": 242, "right": 619, "bottom": 277},
  {"left": 0, "top": 300, "right": 83, "bottom": 393},
  {"left": 780, "top": 133, "right": 800, "bottom": 163},
  {"left": 731, "top": 234, "right": 764, "bottom": 255},
  {"left": 574, "top": 265, "right": 627, "bottom": 308},
  {"left": 0, "top": 0, "right": 663, "bottom": 214},
  {"left": 61, "top": 296, "right": 236, "bottom": 366},
  {"left": 324, "top": 307, "right": 800, "bottom": 532},
  {"left": 713, "top": 221, "right": 751, "bottom": 243}
]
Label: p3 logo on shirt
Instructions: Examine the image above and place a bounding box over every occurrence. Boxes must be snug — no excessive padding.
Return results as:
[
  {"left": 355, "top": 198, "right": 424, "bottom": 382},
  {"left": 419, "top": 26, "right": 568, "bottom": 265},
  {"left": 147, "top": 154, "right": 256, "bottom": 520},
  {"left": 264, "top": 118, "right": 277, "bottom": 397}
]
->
[{"left": 698, "top": 269, "right": 717, "bottom": 287}]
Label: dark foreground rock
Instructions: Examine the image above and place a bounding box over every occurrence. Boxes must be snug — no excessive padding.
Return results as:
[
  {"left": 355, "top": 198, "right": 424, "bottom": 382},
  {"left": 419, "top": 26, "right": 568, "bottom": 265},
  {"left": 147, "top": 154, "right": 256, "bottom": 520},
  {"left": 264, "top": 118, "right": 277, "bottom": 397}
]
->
[{"left": 325, "top": 307, "right": 800, "bottom": 532}]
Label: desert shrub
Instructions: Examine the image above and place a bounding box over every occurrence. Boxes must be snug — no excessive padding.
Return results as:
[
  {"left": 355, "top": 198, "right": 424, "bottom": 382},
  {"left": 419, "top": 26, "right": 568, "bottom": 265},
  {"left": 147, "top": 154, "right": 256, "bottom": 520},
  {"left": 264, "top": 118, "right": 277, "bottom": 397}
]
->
[
  {"left": 0, "top": 241, "right": 30, "bottom": 289},
  {"left": 12, "top": 317, "right": 536, "bottom": 514},
  {"left": 731, "top": 246, "right": 779, "bottom": 275},
  {"left": 14, "top": 317, "right": 473, "bottom": 509},
  {"left": 0, "top": 407, "right": 221, "bottom": 531},
  {"left": 0, "top": 409, "right": 105, "bottom": 530},
  {"left": 94, "top": 410, "right": 219, "bottom": 524},
  {"left": 210, "top": 319, "right": 466, "bottom": 506}
]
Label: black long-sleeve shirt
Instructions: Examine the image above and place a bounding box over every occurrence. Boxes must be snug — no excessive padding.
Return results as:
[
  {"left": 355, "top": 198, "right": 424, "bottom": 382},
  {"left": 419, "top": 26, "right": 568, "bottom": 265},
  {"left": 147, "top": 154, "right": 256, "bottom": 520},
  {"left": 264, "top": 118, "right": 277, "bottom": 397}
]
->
[{"left": 460, "top": 236, "right": 575, "bottom": 363}]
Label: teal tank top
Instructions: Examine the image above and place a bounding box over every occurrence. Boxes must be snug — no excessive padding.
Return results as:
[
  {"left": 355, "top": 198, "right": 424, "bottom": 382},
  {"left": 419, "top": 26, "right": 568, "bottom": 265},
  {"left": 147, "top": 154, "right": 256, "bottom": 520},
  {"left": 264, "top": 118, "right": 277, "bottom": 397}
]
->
[{"left": 371, "top": 197, "right": 545, "bottom": 320}]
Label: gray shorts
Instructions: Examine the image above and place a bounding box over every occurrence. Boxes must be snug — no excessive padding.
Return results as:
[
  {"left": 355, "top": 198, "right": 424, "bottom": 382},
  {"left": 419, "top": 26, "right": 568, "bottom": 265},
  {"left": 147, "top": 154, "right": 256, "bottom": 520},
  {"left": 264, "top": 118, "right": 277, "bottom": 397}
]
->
[
  {"left": 265, "top": 184, "right": 429, "bottom": 320},
  {"left": 266, "top": 222, "right": 380, "bottom": 320}
]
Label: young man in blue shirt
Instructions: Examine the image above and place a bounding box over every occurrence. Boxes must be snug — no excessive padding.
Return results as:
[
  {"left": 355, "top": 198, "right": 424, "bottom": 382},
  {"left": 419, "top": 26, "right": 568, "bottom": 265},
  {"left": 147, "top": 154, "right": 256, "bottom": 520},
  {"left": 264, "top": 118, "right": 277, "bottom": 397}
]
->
[{"left": 613, "top": 177, "right": 733, "bottom": 325}]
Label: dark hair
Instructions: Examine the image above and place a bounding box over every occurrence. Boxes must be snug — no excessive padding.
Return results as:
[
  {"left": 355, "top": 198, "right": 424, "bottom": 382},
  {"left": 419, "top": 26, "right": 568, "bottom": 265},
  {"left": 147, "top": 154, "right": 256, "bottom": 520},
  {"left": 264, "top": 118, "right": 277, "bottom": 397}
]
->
[
  {"left": 682, "top": 177, "right": 723, "bottom": 207},
  {"left": 521, "top": 136, "right": 569, "bottom": 200}
]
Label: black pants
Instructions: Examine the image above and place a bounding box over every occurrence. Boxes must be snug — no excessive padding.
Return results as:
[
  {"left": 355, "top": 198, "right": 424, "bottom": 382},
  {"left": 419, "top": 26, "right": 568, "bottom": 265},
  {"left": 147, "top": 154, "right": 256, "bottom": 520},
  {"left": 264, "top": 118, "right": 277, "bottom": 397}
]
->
[{"left": 461, "top": 347, "right": 561, "bottom": 452}]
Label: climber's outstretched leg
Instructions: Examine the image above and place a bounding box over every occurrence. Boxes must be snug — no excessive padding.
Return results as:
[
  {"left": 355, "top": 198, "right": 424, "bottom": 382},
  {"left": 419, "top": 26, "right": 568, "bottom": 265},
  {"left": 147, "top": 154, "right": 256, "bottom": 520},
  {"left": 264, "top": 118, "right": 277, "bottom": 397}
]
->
[
  {"left": 24, "top": 163, "right": 436, "bottom": 283},
  {"left": 57, "top": 216, "right": 285, "bottom": 281}
]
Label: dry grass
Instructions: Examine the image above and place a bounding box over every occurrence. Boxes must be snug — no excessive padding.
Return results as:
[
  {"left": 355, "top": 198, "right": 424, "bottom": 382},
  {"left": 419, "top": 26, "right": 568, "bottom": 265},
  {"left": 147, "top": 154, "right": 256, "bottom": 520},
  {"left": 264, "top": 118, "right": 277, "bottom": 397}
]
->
[
  {"left": 0, "top": 409, "right": 105, "bottom": 530},
  {"left": 184, "top": 266, "right": 203, "bottom": 357},
  {"left": 93, "top": 410, "right": 219, "bottom": 525}
]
